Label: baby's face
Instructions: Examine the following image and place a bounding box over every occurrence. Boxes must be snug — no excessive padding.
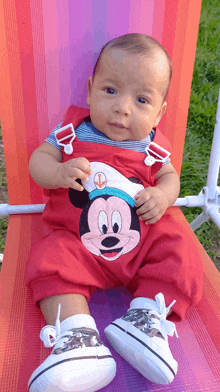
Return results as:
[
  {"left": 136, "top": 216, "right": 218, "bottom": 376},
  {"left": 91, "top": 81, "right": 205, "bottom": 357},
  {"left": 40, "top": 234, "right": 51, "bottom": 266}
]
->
[{"left": 87, "top": 48, "right": 169, "bottom": 141}]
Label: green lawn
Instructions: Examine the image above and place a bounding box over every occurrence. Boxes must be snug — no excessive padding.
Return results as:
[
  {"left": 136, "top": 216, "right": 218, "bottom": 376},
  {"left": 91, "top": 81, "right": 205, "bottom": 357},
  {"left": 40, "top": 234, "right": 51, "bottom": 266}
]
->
[
  {"left": 178, "top": 0, "right": 220, "bottom": 260},
  {"left": 0, "top": 125, "right": 8, "bottom": 254}
]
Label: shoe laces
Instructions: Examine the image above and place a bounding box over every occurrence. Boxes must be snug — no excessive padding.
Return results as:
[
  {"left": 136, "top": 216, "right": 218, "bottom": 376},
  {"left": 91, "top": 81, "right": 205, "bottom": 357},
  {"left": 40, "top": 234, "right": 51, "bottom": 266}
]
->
[
  {"left": 147, "top": 293, "right": 179, "bottom": 340},
  {"left": 40, "top": 304, "right": 67, "bottom": 348},
  {"left": 39, "top": 305, "right": 103, "bottom": 352}
]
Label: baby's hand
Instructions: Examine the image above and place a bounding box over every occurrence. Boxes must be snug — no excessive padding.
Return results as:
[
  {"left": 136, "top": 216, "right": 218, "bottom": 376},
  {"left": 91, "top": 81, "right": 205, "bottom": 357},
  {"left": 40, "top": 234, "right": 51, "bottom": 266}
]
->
[
  {"left": 135, "top": 186, "right": 169, "bottom": 225},
  {"left": 56, "top": 157, "right": 92, "bottom": 191}
]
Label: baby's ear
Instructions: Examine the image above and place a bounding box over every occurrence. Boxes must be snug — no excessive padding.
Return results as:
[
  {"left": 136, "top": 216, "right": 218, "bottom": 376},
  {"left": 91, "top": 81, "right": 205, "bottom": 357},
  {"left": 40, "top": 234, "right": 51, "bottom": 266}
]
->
[{"left": 69, "top": 180, "right": 90, "bottom": 208}]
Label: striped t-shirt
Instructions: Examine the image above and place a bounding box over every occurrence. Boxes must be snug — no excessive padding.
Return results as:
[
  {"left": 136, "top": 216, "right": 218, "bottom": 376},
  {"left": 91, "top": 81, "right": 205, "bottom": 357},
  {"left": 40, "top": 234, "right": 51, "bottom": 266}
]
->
[{"left": 45, "top": 118, "right": 170, "bottom": 166}]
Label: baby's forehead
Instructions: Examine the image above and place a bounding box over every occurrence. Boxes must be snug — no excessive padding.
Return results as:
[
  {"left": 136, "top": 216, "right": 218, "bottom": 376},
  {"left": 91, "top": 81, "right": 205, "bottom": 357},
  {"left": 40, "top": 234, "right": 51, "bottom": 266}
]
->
[
  {"left": 101, "top": 48, "right": 169, "bottom": 83},
  {"left": 105, "top": 46, "right": 165, "bottom": 62},
  {"left": 103, "top": 48, "right": 168, "bottom": 72}
]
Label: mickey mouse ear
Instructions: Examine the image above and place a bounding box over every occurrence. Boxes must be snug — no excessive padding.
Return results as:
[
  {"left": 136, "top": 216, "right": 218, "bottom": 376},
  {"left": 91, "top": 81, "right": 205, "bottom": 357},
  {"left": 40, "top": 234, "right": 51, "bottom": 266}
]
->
[{"left": 69, "top": 182, "right": 90, "bottom": 208}]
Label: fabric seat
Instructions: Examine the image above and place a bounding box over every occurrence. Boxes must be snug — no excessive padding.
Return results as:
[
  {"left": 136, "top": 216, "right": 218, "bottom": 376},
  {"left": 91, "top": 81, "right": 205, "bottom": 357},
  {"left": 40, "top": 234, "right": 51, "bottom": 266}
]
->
[
  {"left": 0, "top": 0, "right": 220, "bottom": 391},
  {"left": 1, "top": 209, "right": 220, "bottom": 391}
]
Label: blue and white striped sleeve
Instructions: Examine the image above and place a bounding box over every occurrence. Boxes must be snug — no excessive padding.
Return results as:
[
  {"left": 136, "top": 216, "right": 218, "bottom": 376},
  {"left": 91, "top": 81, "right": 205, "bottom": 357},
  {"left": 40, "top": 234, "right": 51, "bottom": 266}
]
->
[
  {"left": 45, "top": 122, "right": 63, "bottom": 152},
  {"left": 163, "top": 157, "right": 170, "bottom": 166}
]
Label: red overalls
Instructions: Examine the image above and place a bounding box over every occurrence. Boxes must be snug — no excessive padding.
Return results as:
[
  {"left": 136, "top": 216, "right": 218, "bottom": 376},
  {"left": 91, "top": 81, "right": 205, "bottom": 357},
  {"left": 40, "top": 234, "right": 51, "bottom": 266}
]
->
[{"left": 25, "top": 105, "right": 203, "bottom": 322}]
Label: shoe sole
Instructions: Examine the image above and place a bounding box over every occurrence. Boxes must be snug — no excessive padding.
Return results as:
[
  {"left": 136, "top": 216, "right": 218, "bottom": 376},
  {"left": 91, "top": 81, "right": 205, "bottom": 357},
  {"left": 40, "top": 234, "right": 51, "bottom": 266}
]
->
[
  {"left": 105, "top": 321, "right": 177, "bottom": 385},
  {"left": 28, "top": 347, "right": 116, "bottom": 392}
]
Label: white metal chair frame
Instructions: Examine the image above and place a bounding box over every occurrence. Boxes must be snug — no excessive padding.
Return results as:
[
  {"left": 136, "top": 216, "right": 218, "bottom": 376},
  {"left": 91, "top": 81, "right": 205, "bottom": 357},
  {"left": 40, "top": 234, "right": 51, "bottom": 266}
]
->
[{"left": 1, "top": 88, "right": 220, "bottom": 232}]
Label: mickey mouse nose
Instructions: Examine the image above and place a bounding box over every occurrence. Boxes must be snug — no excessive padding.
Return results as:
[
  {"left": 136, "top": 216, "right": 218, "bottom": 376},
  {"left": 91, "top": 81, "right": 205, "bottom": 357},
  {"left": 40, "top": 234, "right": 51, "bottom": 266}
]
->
[{"left": 101, "top": 236, "right": 120, "bottom": 248}]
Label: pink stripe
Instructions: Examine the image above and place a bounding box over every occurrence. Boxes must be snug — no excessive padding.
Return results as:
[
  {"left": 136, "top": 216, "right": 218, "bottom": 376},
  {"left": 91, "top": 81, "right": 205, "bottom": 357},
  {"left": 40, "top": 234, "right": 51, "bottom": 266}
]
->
[
  {"left": 172, "top": 316, "right": 220, "bottom": 389},
  {"left": 159, "top": 0, "right": 180, "bottom": 135},
  {"left": 42, "top": 0, "right": 60, "bottom": 131},
  {"left": 152, "top": 0, "right": 166, "bottom": 42},
  {"left": 56, "top": 0, "right": 71, "bottom": 114},
  {"left": 30, "top": 0, "right": 49, "bottom": 144},
  {"left": 29, "top": 0, "right": 50, "bottom": 205},
  {"left": 129, "top": 0, "right": 154, "bottom": 35}
]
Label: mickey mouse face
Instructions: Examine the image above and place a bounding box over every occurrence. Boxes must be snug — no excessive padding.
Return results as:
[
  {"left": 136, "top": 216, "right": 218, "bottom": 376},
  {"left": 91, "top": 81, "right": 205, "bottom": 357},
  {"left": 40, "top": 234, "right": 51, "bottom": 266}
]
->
[
  {"left": 81, "top": 195, "right": 140, "bottom": 261},
  {"left": 69, "top": 161, "right": 144, "bottom": 262}
]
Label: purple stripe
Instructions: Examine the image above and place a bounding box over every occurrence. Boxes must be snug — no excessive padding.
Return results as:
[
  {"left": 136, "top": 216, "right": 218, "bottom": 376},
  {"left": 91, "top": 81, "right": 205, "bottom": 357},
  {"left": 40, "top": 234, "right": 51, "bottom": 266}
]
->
[
  {"left": 106, "top": 0, "right": 130, "bottom": 45},
  {"left": 68, "top": 1, "right": 93, "bottom": 107},
  {"left": 92, "top": 0, "right": 108, "bottom": 70},
  {"left": 106, "top": 0, "right": 131, "bottom": 48}
]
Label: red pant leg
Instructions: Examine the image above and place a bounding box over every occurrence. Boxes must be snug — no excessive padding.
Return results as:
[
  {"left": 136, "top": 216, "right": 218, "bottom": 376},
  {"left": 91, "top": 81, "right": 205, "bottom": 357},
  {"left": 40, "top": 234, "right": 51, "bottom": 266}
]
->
[
  {"left": 25, "top": 230, "right": 121, "bottom": 305},
  {"left": 126, "top": 212, "right": 203, "bottom": 322}
]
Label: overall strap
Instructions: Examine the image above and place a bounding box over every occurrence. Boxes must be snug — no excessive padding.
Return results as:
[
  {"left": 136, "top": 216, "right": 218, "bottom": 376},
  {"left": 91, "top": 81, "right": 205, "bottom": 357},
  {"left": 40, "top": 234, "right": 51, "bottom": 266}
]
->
[
  {"left": 62, "top": 105, "right": 90, "bottom": 128},
  {"left": 153, "top": 127, "right": 172, "bottom": 155},
  {"left": 55, "top": 105, "right": 90, "bottom": 155}
]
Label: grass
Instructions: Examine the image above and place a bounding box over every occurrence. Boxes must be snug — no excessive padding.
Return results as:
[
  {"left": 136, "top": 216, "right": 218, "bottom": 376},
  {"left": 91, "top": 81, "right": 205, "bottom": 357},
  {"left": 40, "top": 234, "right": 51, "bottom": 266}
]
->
[
  {"left": 0, "top": 218, "right": 8, "bottom": 253},
  {"left": 178, "top": 0, "right": 220, "bottom": 261},
  {"left": 0, "top": 125, "right": 8, "bottom": 254},
  {"left": 0, "top": 0, "right": 220, "bottom": 263}
]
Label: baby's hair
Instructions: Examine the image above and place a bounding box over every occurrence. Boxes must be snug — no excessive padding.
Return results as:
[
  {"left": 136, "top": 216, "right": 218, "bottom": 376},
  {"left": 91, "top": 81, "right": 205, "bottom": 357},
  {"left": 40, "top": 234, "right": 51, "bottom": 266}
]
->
[{"left": 93, "top": 33, "right": 172, "bottom": 101}]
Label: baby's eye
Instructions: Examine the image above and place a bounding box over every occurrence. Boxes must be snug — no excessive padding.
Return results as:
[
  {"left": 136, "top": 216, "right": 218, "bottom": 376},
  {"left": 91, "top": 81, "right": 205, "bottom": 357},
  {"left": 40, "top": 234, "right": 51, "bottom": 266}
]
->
[
  {"left": 105, "top": 87, "right": 115, "bottom": 94},
  {"left": 138, "top": 97, "right": 147, "bottom": 104}
]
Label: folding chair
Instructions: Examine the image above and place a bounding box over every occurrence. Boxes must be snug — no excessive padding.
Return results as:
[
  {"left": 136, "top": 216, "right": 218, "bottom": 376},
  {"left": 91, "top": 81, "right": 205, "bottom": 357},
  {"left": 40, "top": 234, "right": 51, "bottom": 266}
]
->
[{"left": 0, "top": 0, "right": 220, "bottom": 391}]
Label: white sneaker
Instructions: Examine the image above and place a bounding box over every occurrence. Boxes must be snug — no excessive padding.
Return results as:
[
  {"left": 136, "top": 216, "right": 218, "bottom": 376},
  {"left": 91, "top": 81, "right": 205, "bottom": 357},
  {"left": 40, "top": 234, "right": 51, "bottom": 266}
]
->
[
  {"left": 104, "top": 293, "right": 178, "bottom": 385},
  {"left": 28, "top": 306, "right": 116, "bottom": 392}
]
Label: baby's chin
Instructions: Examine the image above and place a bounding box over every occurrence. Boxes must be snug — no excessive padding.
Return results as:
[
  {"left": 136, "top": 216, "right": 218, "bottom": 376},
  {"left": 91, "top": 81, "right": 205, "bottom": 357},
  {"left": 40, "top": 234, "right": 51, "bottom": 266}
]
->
[
  {"left": 92, "top": 121, "right": 151, "bottom": 141},
  {"left": 102, "top": 128, "right": 145, "bottom": 142},
  {"left": 103, "top": 133, "right": 148, "bottom": 142},
  {"left": 106, "top": 133, "right": 149, "bottom": 142}
]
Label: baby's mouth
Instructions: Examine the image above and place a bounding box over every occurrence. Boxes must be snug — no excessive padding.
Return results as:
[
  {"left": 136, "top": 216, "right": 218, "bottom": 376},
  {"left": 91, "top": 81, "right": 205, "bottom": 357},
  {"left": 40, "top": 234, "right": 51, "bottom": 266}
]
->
[{"left": 100, "top": 247, "right": 123, "bottom": 258}]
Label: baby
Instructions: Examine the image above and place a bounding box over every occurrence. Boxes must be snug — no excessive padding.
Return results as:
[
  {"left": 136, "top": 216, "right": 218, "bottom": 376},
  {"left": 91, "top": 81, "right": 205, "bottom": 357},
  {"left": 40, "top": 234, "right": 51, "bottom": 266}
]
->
[{"left": 26, "top": 33, "right": 203, "bottom": 392}]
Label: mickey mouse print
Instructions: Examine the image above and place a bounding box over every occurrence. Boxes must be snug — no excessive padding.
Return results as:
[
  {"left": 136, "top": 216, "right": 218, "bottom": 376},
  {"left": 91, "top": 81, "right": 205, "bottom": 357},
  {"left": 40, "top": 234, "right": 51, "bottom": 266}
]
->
[{"left": 69, "top": 162, "right": 144, "bottom": 261}]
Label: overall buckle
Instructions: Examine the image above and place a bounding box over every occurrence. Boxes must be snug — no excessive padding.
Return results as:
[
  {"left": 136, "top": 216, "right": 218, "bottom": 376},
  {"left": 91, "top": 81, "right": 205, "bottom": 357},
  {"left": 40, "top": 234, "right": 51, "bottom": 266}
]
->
[
  {"left": 144, "top": 142, "right": 171, "bottom": 166},
  {"left": 55, "top": 123, "right": 76, "bottom": 155}
]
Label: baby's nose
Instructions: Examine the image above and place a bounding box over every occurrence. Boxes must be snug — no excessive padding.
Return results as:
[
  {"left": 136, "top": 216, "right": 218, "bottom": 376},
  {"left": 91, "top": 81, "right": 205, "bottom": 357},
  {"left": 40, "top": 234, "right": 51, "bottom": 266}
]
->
[{"left": 114, "top": 96, "right": 131, "bottom": 115}]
